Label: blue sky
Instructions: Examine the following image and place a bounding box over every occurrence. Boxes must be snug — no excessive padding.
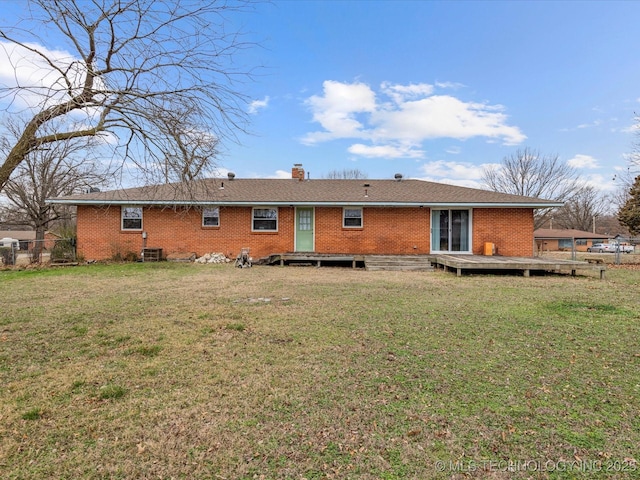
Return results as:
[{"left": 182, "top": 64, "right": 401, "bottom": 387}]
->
[
  {"left": 224, "top": 0, "right": 640, "bottom": 191},
  {"left": 1, "top": 1, "right": 639, "bottom": 194}
]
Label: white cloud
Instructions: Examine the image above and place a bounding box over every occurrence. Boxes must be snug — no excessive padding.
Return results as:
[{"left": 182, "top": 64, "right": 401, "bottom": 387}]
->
[
  {"left": 415, "top": 160, "right": 490, "bottom": 188},
  {"left": 567, "top": 154, "right": 599, "bottom": 169},
  {"left": 212, "top": 166, "right": 232, "bottom": 178},
  {"left": 434, "top": 81, "right": 466, "bottom": 90},
  {"left": 302, "top": 80, "right": 525, "bottom": 157},
  {"left": 576, "top": 120, "right": 601, "bottom": 129},
  {"left": 0, "top": 40, "right": 113, "bottom": 135},
  {"left": 621, "top": 123, "right": 639, "bottom": 134},
  {"left": 347, "top": 143, "right": 424, "bottom": 158},
  {"left": 414, "top": 175, "right": 483, "bottom": 189},
  {"left": 579, "top": 173, "right": 617, "bottom": 192},
  {"left": 0, "top": 40, "right": 90, "bottom": 111},
  {"left": 372, "top": 94, "right": 525, "bottom": 145},
  {"left": 302, "top": 80, "right": 376, "bottom": 144},
  {"left": 270, "top": 169, "right": 293, "bottom": 179},
  {"left": 380, "top": 81, "right": 434, "bottom": 104},
  {"left": 248, "top": 96, "right": 269, "bottom": 114}
]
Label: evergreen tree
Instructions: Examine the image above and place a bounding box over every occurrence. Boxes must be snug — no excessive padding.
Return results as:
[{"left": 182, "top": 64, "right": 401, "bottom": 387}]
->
[{"left": 618, "top": 175, "right": 640, "bottom": 235}]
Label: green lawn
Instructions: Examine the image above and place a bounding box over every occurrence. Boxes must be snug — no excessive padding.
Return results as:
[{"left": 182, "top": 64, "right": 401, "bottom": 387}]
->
[{"left": 1, "top": 263, "right": 639, "bottom": 479}]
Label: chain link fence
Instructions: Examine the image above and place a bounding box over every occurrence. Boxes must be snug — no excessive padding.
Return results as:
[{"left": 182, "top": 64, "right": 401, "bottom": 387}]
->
[{"left": 0, "top": 238, "right": 76, "bottom": 266}]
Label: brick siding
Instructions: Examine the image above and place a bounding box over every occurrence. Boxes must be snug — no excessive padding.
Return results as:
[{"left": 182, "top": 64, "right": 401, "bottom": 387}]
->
[
  {"left": 472, "top": 208, "right": 534, "bottom": 256},
  {"left": 314, "top": 207, "right": 430, "bottom": 254},
  {"left": 76, "top": 205, "right": 535, "bottom": 260}
]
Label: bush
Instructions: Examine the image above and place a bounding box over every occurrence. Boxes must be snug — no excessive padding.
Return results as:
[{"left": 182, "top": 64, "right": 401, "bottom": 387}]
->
[
  {"left": 51, "top": 238, "right": 76, "bottom": 262},
  {"left": 111, "top": 250, "right": 138, "bottom": 262},
  {"left": 0, "top": 247, "right": 14, "bottom": 266}
]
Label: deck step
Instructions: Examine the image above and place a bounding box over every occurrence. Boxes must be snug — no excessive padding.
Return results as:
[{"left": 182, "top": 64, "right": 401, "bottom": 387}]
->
[{"left": 364, "top": 255, "right": 434, "bottom": 272}]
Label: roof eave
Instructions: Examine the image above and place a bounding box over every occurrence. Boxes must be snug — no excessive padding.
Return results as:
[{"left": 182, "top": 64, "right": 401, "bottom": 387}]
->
[{"left": 47, "top": 199, "right": 563, "bottom": 208}]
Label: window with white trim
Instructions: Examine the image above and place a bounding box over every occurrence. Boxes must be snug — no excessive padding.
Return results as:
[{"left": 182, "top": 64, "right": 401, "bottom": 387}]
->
[
  {"left": 202, "top": 207, "right": 220, "bottom": 227},
  {"left": 343, "top": 208, "right": 362, "bottom": 228},
  {"left": 253, "top": 207, "right": 278, "bottom": 231},
  {"left": 121, "top": 206, "right": 143, "bottom": 230}
]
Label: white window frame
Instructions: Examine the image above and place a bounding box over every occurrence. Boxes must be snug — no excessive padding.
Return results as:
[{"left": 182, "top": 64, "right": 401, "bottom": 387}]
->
[
  {"left": 202, "top": 207, "right": 220, "bottom": 227},
  {"left": 343, "top": 207, "right": 363, "bottom": 228},
  {"left": 121, "top": 206, "right": 143, "bottom": 231},
  {"left": 252, "top": 207, "right": 278, "bottom": 232}
]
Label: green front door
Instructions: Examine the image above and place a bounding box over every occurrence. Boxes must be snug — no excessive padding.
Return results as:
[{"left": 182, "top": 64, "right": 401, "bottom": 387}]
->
[{"left": 295, "top": 207, "right": 314, "bottom": 252}]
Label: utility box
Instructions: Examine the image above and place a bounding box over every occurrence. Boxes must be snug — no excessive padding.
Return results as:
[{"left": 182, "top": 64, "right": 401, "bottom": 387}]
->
[
  {"left": 484, "top": 242, "right": 495, "bottom": 256},
  {"left": 142, "top": 247, "right": 163, "bottom": 262}
]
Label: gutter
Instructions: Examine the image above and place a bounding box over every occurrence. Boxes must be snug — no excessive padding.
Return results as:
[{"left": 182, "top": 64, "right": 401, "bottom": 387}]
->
[{"left": 47, "top": 199, "right": 563, "bottom": 209}]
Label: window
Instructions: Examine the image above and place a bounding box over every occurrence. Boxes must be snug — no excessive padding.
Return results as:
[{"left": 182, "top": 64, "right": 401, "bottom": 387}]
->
[
  {"left": 558, "top": 239, "right": 573, "bottom": 249},
  {"left": 122, "top": 207, "right": 142, "bottom": 230},
  {"left": 343, "top": 208, "right": 362, "bottom": 228},
  {"left": 202, "top": 207, "right": 220, "bottom": 227},
  {"left": 253, "top": 207, "right": 278, "bottom": 231}
]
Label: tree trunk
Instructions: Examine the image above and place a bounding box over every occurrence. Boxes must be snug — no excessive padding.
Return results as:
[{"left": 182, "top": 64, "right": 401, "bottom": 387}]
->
[{"left": 33, "top": 226, "right": 46, "bottom": 263}]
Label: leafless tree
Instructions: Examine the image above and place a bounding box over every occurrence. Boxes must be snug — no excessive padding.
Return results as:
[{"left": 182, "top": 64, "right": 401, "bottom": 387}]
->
[
  {"left": 552, "top": 186, "right": 610, "bottom": 232},
  {"left": 0, "top": 0, "right": 258, "bottom": 193},
  {"left": 1, "top": 118, "right": 109, "bottom": 261},
  {"left": 153, "top": 105, "right": 220, "bottom": 184},
  {"left": 482, "top": 148, "right": 582, "bottom": 228},
  {"left": 324, "top": 168, "right": 368, "bottom": 179}
]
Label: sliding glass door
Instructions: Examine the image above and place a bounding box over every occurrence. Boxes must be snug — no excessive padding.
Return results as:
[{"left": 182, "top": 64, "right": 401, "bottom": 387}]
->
[{"left": 431, "top": 209, "right": 471, "bottom": 253}]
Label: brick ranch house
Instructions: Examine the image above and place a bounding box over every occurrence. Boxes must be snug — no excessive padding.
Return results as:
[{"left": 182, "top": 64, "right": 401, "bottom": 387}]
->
[
  {"left": 534, "top": 228, "right": 610, "bottom": 252},
  {"left": 48, "top": 164, "right": 561, "bottom": 261}
]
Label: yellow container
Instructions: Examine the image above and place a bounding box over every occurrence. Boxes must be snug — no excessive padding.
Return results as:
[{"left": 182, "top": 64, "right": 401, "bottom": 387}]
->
[{"left": 484, "top": 242, "right": 495, "bottom": 256}]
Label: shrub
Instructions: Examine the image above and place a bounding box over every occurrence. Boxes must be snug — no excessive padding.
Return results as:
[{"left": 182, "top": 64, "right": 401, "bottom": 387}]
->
[
  {"left": 51, "top": 238, "right": 76, "bottom": 262},
  {"left": 0, "top": 247, "right": 14, "bottom": 266}
]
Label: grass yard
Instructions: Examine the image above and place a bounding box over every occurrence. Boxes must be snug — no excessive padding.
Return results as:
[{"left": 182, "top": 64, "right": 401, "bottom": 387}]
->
[{"left": 1, "top": 263, "right": 639, "bottom": 479}]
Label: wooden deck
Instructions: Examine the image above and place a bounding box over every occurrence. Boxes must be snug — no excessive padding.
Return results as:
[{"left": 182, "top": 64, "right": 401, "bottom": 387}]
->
[
  {"left": 432, "top": 254, "right": 606, "bottom": 279},
  {"left": 263, "top": 253, "right": 365, "bottom": 268},
  {"left": 261, "top": 253, "right": 606, "bottom": 279}
]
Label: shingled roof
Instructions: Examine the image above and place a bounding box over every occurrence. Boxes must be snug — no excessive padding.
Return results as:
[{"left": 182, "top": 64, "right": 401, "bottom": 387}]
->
[
  {"left": 534, "top": 228, "right": 609, "bottom": 239},
  {"left": 48, "top": 177, "right": 561, "bottom": 208}
]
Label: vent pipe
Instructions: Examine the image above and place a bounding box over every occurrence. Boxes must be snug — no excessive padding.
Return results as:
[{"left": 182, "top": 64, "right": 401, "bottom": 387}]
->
[
  {"left": 228, "top": 172, "right": 236, "bottom": 181},
  {"left": 394, "top": 173, "right": 403, "bottom": 181}
]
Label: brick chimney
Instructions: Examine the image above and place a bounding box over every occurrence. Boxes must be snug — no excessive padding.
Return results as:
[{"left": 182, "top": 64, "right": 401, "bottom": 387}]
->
[{"left": 291, "top": 163, "right": 305, "bottom": 181}]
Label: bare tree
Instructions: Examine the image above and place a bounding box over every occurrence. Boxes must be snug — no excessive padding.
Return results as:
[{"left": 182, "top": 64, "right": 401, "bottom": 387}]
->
[
  {"left": 1, "top": 119, "right": 108, "bottom": 261},
  {"left": 153, "top": 105, "right": 220, "bottom": 184},
  {"left": 552, "top": 186, "right": 610, "bottom": 232},
  {"left": 482, "top": 148, "right": 582, "bottom": 228},
  {"left": 324, "top": 168, "right": 368, "bottom": 179},
  {"left": 0, "top": 0, "right": 258, "bottom": 192}
]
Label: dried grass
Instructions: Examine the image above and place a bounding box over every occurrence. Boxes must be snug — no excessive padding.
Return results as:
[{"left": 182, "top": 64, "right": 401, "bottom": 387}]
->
[{"left": 1, "top": 263, "right": 639, "bottom": 478}]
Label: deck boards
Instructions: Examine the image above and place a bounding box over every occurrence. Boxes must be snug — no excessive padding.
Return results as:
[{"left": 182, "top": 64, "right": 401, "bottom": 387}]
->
[
  {"left": 433, "top": 254, "right": 606, "bottom": 279},
  {"left": 262, "top": 253, "right": 606, "bottom": 279}
]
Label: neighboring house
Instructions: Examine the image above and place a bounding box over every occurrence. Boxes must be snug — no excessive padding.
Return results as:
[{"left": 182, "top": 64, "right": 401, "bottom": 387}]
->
[
  {"left": 48, "top": 164, "right": 561, "bottom": 261},
  {"left": 0, "top": 230, "right": 59, "bottom": 251},
  {"left": 534, "top": 229, "right": 610, "bottom": 252}
]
